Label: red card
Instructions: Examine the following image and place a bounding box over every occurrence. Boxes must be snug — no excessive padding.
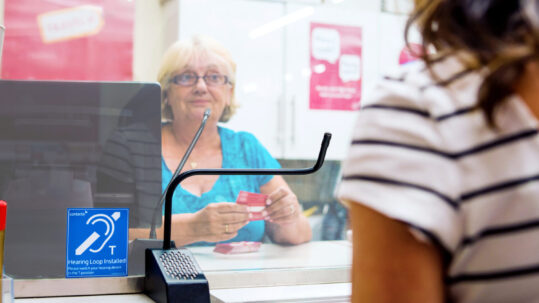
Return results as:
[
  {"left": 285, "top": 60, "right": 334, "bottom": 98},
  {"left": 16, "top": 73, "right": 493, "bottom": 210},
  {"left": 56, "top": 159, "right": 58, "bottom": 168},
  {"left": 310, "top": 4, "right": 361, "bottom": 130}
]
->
[
  {"left": 213, "top": 241, "right": 261, "bottom": 254},
  {"left": 236, "top": 191, "right": 267, "bottom": 221}
]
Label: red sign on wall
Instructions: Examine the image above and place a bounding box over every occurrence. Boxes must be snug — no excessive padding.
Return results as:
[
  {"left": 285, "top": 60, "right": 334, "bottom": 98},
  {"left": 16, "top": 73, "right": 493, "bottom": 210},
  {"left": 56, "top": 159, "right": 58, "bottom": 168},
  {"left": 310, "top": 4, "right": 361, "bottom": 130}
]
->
[
  {"left": 399, "top": 42, "right": 422, "bottom": 65},
  {"left": 309, "top": 23, "right": 362, "bottom": 111},
  {"left": 2, "top": 0, "right": 134, "bottom": 81}
]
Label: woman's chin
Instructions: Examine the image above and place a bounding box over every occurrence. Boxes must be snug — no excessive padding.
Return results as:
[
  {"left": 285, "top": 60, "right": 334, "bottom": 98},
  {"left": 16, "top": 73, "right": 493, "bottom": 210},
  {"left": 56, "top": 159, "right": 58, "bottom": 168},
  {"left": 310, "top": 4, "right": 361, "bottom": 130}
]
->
[{"left": 190, "top": 108, "right": 216, "bottom": 120}]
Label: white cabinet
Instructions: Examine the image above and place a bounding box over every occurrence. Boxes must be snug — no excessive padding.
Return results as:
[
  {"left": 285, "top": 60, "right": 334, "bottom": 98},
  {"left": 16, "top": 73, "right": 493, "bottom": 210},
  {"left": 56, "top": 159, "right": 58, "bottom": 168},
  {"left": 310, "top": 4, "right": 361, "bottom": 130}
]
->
[{"left": 170, "top": 0, "right": 399, "bottom": 160}]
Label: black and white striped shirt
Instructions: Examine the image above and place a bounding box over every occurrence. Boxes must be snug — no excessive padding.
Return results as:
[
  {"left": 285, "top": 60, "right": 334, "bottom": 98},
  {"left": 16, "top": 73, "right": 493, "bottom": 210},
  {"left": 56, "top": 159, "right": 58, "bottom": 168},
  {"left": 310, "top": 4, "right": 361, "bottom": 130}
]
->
[{"left": 337, "top": 57, "right": 539, "bottom": 302}]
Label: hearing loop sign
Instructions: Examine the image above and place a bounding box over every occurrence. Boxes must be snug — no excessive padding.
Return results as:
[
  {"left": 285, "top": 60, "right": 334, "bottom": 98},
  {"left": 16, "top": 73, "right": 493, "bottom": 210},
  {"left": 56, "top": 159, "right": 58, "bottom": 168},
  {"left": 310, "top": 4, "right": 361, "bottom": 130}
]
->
[
  {"left": 66, "top": 208, "right": 129, "bottom": 278},
  {"left": 75, "top": 212, "right": 120, "bottom": 255}
]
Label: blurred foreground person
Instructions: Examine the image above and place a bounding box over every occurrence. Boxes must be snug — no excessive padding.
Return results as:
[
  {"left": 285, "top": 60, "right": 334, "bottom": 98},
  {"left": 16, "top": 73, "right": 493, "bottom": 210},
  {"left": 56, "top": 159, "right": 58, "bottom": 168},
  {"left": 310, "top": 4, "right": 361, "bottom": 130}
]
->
[{"left": 337, "top": 1, "right": 539, "bottom": 302}]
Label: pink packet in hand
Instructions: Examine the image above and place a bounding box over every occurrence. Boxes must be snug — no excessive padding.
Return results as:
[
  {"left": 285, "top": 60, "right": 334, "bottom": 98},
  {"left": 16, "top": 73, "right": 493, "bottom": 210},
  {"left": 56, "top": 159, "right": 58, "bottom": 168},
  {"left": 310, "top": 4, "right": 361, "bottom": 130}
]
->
[
  {"left": 213, "top": 241, "right": 262, "bottom": 254},
  {"left": 236, "top": 190, "right": 267, "bottom": 221}
]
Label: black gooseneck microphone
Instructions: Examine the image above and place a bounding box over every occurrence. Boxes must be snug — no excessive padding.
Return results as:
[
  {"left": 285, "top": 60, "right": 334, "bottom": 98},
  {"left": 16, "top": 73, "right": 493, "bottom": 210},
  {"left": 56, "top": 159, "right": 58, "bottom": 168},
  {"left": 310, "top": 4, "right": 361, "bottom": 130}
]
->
[
  {"left": 144, "top": 133, "right": 331, "bottom": 303},
  {"left": 162, "top": 132, "right": 331, "bottom": 249},
  {"left": 149, "top": 108, "right": 211, "bottom": 239}
]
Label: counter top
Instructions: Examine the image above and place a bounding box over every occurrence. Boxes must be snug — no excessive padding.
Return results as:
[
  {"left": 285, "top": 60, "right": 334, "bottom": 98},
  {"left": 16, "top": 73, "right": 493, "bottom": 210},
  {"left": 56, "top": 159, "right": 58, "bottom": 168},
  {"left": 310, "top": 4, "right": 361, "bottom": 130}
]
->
[{"left": 12, "top": 240, "right": 352, "bottom": 300}]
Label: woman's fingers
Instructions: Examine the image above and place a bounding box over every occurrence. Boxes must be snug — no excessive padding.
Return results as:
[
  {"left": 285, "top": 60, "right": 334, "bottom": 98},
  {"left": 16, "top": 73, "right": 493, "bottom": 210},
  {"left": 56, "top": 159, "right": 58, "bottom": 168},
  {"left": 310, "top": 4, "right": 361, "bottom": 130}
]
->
[
  {"left": 214, "top": 202, "right": 249, "bottom": 214},
  {"left": 264, "top": 188, "right": 300, "bottom": 225},
  {"left": 193, "top": 202, "right": 251, "bottom": 242},
  {"left": 213, "top": 203, "right": 250, "bottom": 223},
  {"left": 267, "top": 187, "right": 288, "bottom": 206},
  {"left": 266, "top": 203, "right": 298, "bottom": 224},
  {"left": 221, "top": 220, "right": 249, "bottom": 235}
]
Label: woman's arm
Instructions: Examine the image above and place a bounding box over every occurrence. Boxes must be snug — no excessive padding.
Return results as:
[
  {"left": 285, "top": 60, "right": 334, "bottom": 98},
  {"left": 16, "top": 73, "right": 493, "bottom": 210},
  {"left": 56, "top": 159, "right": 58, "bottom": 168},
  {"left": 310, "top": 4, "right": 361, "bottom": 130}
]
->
[
  {"left": 347, "top": 200, "right": 445, "bottom": 303},
  {"left": 261, "top": 176, "right": 312, "bottom": 245}
]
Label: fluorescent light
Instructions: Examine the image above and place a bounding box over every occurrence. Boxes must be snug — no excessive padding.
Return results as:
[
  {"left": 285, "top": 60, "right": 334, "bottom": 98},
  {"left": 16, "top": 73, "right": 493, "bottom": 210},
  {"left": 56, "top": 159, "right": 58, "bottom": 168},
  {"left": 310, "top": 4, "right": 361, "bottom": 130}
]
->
[{"left": 249, "top": 6, "right": 315, "bottom": 39}]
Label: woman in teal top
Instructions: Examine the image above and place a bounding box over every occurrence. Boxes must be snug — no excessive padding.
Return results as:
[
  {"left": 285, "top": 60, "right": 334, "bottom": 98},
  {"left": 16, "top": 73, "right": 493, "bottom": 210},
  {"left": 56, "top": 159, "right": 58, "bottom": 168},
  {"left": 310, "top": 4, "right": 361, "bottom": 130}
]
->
[
  {"left": 162, "top": 127, "right": 280, "bottom": 246},
  {"left": 137, "top": 35, "right": 312, "bottom": 247}
]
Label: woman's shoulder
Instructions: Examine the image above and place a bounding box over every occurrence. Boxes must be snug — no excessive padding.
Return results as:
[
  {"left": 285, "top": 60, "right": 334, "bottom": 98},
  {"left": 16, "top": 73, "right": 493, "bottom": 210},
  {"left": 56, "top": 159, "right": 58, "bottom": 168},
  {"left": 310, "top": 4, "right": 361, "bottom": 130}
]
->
[
  {"left": 219, "top": 126, "right": 274, "bottom": 168},
  {"left": 219, "top": 126, "right": 259, "bottom": 144},
  {"left": 371, "top": 57, "right": 482, "bottom": 117}
]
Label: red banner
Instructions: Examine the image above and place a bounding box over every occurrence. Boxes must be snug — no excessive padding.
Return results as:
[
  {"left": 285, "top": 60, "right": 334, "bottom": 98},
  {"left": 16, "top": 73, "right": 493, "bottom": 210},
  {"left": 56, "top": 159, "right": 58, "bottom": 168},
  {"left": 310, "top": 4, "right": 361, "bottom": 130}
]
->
[
  {"left": 309, "top": 23, "right": 362, "bottom": 111},
  {"left": 2, "top": 0, "right": 134, "bottom": 81}
]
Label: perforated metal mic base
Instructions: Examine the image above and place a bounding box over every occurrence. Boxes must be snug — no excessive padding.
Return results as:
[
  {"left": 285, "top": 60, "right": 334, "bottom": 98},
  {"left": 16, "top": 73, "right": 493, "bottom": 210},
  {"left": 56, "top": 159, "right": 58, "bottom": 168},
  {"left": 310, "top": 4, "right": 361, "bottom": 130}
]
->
[{"left": 145, "top": 248, "right": 210, "bottom": 303}]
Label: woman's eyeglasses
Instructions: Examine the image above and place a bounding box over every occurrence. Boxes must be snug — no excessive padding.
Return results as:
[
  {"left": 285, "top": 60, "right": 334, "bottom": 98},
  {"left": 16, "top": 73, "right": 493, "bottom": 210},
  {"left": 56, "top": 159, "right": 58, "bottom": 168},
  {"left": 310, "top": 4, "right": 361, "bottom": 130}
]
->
[{"left": 171, "top": 72, "right": 229, "bottom": 86}]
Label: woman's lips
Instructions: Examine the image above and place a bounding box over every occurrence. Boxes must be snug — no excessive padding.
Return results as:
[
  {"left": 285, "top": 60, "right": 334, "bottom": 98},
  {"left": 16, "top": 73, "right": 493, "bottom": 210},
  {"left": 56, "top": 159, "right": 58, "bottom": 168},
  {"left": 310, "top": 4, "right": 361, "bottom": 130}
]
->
[{"left": 190, "top": 100, "right": 210, "bottom": 106}]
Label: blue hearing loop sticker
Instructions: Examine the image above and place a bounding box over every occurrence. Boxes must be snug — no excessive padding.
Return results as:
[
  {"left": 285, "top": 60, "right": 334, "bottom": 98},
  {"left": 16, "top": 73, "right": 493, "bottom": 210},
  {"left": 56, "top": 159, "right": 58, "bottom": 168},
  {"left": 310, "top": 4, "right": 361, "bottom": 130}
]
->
[{"left": 66, "top": 208, "right": 129, "bottom": 278}]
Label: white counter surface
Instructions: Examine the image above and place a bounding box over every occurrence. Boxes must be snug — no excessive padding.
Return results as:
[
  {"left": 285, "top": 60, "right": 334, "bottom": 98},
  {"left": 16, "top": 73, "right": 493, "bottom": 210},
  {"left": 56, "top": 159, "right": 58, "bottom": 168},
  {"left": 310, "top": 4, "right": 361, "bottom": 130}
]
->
[
  {"left": 12, "top": 240, "right": 352, "bottom": 302},
  {"left": 193, "top": 240, "right": 351, "bottom": 271}
]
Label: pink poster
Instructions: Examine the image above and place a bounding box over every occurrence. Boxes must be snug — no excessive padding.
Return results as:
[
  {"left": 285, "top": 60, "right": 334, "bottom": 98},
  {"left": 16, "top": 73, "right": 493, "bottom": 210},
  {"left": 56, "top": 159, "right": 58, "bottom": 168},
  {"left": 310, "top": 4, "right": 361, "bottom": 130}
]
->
[
  {"left": 399, "top": 42, "right": 422, "bottom": 65},
  {"left": 2, "top": 0, "right": 134, "bottom": 81},
  {"left": 309, "top": 23, "right": 362, "bottom": 111}
]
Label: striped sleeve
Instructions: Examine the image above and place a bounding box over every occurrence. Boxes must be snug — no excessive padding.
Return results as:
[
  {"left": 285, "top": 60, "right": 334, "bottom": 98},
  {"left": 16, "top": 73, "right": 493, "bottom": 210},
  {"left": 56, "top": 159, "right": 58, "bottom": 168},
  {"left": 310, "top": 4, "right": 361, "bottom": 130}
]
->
[
  {"left": 336, "top": 78, "right": 463, "bottom": 254},
  {"left": 98, "top": 129, "right": 135, "bottom": 182}
]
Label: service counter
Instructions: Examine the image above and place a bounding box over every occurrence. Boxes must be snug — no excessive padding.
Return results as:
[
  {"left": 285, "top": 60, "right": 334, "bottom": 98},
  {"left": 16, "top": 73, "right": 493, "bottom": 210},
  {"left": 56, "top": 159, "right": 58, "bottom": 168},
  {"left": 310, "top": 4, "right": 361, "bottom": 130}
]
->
[{"left": 12, "top": 240, "right": 352, "bottom": 302}]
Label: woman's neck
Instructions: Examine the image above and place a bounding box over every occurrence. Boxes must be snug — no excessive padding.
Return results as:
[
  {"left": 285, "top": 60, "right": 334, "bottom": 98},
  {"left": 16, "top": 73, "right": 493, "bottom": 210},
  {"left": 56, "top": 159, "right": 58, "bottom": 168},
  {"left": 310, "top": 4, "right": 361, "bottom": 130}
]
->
[{"left": 169, "top": 117, "right": 220, "bottom": 149}]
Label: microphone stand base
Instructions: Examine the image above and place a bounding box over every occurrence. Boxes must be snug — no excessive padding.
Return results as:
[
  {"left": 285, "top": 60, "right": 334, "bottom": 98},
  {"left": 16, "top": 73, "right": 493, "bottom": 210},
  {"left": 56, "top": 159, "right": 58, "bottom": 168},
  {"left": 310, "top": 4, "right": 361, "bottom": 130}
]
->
[
  {"left": 128, "top": 239, "right": 176, "bottom": 275},
  {"left": 145, "top": 248, "right": 210, "bottom": 303}
]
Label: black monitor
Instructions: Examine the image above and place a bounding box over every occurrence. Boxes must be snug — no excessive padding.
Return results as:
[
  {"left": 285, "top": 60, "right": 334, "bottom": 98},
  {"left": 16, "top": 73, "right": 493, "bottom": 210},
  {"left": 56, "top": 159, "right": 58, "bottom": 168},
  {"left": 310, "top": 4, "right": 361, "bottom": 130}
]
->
[{"left": 0, "top": 80, "right": 162, "bottom": 278}]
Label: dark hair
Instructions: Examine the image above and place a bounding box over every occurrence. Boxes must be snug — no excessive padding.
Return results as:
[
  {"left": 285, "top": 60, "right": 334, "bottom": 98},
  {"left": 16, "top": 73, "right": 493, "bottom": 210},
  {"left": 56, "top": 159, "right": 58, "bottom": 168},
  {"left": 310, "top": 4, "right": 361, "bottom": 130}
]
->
[{"left": 405, "top": 0, "right": 538, "bottom": 127}]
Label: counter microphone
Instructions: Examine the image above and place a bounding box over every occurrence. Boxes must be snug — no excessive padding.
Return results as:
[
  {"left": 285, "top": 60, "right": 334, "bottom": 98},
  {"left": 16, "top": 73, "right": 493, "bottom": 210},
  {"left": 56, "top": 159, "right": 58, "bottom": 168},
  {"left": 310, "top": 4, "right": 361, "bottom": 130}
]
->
[
  {"left": 149, "top": 108, "right": 211, "bottom": 239},
  {"left": 128, "top": 109, "right": 210, "bottom": 276}
]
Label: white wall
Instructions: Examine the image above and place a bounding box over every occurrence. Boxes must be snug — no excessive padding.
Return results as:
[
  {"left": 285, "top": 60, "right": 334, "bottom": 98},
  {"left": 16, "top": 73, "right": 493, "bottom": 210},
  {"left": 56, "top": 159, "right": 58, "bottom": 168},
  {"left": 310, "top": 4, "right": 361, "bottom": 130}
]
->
[
  {"left": 133, "top": 0, "right": 162, "bottom": 81},
  {"left": 0, "top": 0, "right": 416, "bottom": 160},
  {"left": 172, "top": 0, "right": 397, "bottom": 160},
  {"left": 133, "top": 0, "right": 166, "bottom": 82}
]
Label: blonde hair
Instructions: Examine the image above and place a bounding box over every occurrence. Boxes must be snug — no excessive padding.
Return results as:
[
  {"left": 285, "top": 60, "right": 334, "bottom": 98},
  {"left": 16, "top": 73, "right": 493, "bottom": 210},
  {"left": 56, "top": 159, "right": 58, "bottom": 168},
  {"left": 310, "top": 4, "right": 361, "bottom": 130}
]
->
[{"left": 157, "top": 35, "right": 238, "bottom": 122}]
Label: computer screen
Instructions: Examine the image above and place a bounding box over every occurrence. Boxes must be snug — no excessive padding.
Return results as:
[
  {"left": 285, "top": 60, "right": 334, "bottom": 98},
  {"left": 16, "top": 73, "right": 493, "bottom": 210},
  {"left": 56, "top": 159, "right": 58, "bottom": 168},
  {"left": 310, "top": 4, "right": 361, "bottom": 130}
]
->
[{"left": 0, "top": 80, "right": 162, "bottom": 278}]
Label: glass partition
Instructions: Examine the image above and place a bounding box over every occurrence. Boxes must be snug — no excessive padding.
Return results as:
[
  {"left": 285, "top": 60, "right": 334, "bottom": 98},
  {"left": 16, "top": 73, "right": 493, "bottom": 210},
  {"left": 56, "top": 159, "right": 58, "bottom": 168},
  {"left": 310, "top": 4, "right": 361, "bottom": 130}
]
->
[
  {"left": 0, "top": 0, "right": 417, "bottom": 289},
  {"left": 0, "top": 80, "right": 162, "bottom": 279}
]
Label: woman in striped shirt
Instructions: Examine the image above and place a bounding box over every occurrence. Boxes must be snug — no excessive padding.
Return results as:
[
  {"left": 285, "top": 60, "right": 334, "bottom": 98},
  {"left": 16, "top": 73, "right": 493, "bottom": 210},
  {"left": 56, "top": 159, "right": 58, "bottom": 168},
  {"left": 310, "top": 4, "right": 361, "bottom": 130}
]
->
[{"left": 337, "top": 0, "right": 539, "bottom": 302}]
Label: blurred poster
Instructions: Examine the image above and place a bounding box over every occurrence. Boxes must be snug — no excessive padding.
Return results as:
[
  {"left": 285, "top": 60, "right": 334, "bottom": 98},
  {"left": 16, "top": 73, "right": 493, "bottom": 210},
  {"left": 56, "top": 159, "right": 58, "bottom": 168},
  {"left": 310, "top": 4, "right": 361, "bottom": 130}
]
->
[
  {"left": 2, "top": 0, "right": 134, "bottom": 80},
  {"left": 399, "top": 42, "right": 422, "bottom": 65},
  {"left": 309, "top": 22, "right": 362, "bottom": 111}
]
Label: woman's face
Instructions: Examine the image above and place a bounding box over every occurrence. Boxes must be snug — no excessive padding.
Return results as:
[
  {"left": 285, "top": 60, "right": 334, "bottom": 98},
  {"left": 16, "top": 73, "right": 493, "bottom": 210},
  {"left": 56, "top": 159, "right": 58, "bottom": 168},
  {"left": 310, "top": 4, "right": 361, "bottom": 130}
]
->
[{"left": 166, "top": 55, "right": 233, "bottom": 123}]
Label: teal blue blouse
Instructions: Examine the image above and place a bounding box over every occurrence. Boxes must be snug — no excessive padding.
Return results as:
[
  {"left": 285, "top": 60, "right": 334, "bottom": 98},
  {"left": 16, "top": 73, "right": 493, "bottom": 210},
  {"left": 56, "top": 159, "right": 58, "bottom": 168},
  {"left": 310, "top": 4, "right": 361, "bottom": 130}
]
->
[{"left": 162, "top": 127, "right": 281, "bottom": 246}]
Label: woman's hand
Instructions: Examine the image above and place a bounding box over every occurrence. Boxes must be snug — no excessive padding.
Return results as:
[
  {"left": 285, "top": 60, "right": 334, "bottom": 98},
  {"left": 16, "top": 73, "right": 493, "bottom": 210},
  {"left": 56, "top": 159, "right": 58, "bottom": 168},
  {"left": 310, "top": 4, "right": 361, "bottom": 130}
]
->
[
  {"left": 264, "top": 187, "right": 301, "bottom": 225},
  {"left": 261, "top": 176, "right": 311, "bottom": 244},
  {"left": 191, "top": 202, "right": 250, "bottom": 243}
]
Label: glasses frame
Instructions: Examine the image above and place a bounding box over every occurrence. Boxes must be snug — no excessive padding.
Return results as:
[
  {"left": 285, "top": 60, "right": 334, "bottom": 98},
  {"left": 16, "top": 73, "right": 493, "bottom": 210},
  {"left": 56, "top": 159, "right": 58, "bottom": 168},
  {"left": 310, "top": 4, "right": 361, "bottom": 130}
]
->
[{"left": 170, "top": 72, "right": 229, "bottom": 87}]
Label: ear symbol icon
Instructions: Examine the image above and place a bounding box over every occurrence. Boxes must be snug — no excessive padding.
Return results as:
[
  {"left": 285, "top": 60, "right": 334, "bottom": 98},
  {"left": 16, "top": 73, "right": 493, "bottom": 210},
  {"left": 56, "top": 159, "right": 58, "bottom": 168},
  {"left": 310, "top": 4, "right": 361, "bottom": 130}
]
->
[{"left": 75, "top": 212, "right": 121, "bottom": 256}]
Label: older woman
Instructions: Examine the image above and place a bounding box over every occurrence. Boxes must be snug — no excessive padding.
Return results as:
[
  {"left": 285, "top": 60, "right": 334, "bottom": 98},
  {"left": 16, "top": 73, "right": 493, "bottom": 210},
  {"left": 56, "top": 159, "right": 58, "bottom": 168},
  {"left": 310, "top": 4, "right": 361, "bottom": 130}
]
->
[{"left": 150, "top": 35, "right": 311, "bottom": 247}]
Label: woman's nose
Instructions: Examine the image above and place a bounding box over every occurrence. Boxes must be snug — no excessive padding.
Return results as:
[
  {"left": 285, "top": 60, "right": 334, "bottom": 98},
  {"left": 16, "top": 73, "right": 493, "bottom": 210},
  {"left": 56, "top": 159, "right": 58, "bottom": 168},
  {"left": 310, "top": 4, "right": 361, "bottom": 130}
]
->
[{"left": 192, "top": 76, "right": 209, "bottom": 93}]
